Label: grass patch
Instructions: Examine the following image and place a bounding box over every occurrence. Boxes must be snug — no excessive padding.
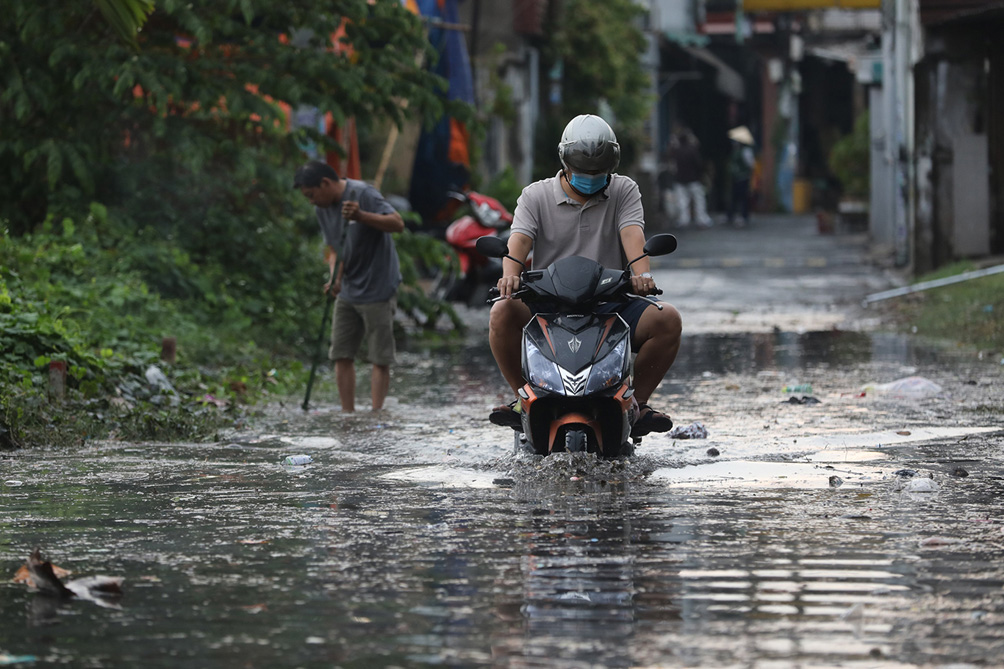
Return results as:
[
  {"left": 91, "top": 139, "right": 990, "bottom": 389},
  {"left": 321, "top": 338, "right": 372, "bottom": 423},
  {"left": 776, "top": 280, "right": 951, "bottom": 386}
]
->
[{"left": 884, "top": 261, "right": 1004, "bottom": 353}]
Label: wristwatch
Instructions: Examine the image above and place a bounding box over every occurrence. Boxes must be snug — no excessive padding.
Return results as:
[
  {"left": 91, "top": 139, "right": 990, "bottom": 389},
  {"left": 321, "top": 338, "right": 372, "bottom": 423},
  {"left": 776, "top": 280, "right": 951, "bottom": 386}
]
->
[{"left": 639, "top": 272, "right": 653, "bottom": 279}]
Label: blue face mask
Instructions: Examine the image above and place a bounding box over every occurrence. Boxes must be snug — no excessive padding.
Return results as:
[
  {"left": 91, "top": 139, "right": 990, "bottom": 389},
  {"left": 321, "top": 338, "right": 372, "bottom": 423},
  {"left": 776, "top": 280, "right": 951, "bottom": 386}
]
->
[{"left": 568, "top": 172, "right": 608, "bottom": 195}]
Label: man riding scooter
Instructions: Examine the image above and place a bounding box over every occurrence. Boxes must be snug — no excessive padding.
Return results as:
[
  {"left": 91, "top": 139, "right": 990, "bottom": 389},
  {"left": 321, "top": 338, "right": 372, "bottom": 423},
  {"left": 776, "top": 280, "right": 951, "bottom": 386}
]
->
[{"left": 488, "top": 114, "right": 682, "bottom": 439}]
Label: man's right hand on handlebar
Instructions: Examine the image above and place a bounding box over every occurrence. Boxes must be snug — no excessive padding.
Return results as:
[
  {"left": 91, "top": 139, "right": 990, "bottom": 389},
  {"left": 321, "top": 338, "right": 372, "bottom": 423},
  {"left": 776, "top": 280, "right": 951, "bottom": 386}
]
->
[{"left": 496, "top": 274, "right": 521, "bottom": 299}]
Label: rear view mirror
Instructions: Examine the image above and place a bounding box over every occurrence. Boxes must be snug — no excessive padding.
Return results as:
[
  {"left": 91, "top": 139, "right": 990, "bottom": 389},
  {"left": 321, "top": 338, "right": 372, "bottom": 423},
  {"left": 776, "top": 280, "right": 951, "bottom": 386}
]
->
[
  {"left": 643, "top": 234, "right": 678, "bottom": 257},
  {"left": 475, "top": 235, "right": 509, "bottom": 258}
]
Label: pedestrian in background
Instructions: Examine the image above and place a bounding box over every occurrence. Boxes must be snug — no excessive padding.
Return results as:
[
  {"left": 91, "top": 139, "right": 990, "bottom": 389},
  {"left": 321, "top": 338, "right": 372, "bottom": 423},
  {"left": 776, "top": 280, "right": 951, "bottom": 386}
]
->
[
  {"left": 726, "top": 125, "right": 756, "bottom": 228},
  {"left": 668, "top": 127, "right": 713, "bottom": 228},
  {"left": 293, "top": 160, "right": 404, "bottom": 412}
]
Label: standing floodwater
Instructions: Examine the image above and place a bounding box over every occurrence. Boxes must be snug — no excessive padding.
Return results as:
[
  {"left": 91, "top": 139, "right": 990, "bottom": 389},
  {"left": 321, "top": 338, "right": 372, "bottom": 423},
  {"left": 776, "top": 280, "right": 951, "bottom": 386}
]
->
[
  {"left": 3, "top": 330, "right": 1004, "bottom": 667},
  {"left": 4, "top": 215, "right": 1004, "bottom": 666}
]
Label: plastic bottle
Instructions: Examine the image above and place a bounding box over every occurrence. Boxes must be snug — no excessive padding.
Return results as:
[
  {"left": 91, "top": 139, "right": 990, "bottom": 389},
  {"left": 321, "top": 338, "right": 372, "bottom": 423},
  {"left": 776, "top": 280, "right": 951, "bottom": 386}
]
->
[
  {"left": 782, "top": 383, "right": 813, "bottom": 393},
  {"left": 282, "top": 454, "right": 313, "bottom": 466}
]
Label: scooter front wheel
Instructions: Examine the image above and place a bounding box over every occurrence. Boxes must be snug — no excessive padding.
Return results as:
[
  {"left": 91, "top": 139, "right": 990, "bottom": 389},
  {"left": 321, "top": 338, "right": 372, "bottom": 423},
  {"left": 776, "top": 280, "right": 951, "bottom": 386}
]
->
[{"left": 564, "top": 429, "right": 587, "bottom": 454}]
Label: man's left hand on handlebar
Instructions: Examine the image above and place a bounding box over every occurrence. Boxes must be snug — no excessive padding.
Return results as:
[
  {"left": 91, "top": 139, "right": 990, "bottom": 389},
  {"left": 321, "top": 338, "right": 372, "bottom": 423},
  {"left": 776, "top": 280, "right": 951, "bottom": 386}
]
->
[{"left": 496, "top": 274, "right": 522, "bottom": 299}]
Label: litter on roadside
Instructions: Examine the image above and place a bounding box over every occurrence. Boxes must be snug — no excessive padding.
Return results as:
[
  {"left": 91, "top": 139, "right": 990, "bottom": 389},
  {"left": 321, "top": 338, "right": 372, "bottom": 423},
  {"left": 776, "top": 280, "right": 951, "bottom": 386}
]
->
[
  {"left": 860, "top": 376, "right": 942, "bottom": 398},
  {"left": 919, "top": 536, "right": 963, "bottom": 548},
  {"left": 783, "top": 395, "right": 821, "bottom": 405},
  {"left": 669, "top": 421, "right": 708, "bottom": 439},
  {"left": 901, "top": 477, "right": 940, "bottom": 493}
]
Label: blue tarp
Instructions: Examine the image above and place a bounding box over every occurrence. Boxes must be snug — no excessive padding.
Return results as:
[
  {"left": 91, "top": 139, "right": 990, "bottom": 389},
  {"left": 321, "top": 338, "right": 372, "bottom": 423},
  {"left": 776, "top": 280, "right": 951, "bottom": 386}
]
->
[{"left": 408, "top": 0, "right": 475, "bottom": 223}]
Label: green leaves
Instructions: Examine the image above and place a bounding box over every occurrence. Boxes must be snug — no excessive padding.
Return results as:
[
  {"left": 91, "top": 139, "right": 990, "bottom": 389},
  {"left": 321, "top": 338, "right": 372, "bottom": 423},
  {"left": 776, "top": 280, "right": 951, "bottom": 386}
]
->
[
  {"left": 533, "top": 0, "right": 651, "bottom": 179},
  {"left": 828, "top": 112, "right": 870, "bottom": 199},
  {"left": 1, "top": 0, "right": 453, "bottom": 236},
  {"left": 94, "top": 0, "right": 155, "bottom": 50}
]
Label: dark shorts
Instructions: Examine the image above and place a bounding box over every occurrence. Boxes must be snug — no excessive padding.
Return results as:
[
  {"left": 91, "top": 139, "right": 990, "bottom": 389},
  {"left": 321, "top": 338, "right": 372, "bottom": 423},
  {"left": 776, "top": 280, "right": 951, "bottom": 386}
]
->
[
  {"left": 596, "top": 298, "right": 659, "bottom": 350},
  {"left": 329, "top": 296, "right": 397, "bottom": 366}
]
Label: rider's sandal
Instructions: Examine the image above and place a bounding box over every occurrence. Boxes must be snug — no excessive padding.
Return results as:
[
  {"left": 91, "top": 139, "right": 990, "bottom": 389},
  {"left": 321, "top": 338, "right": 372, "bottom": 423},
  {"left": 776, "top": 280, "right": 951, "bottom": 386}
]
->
[
  {"left": 489, "top": 399, "right": 523, "bottom": 430},
  {"left": 631, "top": 403, "right": 673, "bottom": 438}
]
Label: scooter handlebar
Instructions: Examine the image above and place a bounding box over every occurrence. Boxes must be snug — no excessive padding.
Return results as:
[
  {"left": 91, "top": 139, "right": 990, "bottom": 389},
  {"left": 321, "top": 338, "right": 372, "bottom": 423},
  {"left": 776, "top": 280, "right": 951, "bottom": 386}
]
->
[{"left": 487, "top": 287, "right": 531, "bottom": 303}]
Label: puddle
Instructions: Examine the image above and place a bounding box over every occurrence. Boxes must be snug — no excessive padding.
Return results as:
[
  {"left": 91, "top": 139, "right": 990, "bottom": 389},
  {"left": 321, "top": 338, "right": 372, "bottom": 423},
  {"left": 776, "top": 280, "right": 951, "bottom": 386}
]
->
[
  {"left": 381, "top": 465, "right": 500, "bottom": 489},
  {"left": 649, "top": 427, "right": 1000, "bottom": 489},
  {"left": 649, "top": 459, "right": 882, "bottom": 489},
  {"left": 1, "top": 327, "right": 1001, "bottom": 668},
  {"left": 672, "top": 330, "right": 963, "bottom": 376}
]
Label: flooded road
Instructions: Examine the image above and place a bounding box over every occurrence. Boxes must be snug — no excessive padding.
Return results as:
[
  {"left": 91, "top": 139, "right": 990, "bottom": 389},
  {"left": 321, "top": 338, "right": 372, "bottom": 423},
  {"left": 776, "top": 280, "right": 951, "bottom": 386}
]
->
[{"left": 3, "top": 326, "right": 1004, "bottom": 668}]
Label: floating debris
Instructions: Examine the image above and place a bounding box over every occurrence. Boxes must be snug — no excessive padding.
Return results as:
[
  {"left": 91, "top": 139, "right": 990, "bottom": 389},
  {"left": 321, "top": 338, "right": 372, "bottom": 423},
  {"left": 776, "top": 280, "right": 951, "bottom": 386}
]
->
[
  {"left": 903, "top": 478, "right": 940, "bottom": 494},
  {"left": 919, "top": 536, "right": 963, "bottom": 548},
  {"left": 783, "top": 395, "right": 821, "bottom": 405},
  {"left": 669, "top": 421, "right": 709, "bottom": 439},
  {"left": 14, "top": 548, "right": 124, "bottom": 605}
]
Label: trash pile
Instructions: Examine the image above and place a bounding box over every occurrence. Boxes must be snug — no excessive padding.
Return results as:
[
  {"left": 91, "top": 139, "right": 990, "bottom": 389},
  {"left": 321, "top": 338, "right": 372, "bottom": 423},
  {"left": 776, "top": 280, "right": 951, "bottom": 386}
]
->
[{"left": 860, "top": 376, "right": 943, "bottom": 399}]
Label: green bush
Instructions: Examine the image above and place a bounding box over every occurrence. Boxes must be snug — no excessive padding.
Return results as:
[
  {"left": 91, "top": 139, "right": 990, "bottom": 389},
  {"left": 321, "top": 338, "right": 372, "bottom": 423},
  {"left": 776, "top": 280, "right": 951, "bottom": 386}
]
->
[
  {"left": 0, "top": 208, "right": 299, "bottom": 448},
  {"left": 0, "top": 200, "right": 465, "bottom": 449},
  {"left": 828, "top": 112, "right": 870, "bottom": 199}
]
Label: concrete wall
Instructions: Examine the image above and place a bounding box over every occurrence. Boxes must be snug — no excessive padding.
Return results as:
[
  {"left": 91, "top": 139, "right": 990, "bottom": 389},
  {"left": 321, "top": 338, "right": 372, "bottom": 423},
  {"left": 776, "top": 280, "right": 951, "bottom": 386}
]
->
[
  {"left": 458, "top": 0, "right": 538, "bottom": 186},
  {"left": 914, "top": 30, "right": 992, "bottom": 271}
]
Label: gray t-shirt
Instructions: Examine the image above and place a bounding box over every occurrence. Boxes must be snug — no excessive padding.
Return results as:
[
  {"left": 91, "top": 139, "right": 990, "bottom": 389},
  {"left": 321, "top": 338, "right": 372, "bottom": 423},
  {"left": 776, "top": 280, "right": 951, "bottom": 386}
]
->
[
  {"left": 316, "top": 179, "right": 401, "bottom": 304},
  {"left": 511, "top": 171, "right": 644, "bottom": 270}
]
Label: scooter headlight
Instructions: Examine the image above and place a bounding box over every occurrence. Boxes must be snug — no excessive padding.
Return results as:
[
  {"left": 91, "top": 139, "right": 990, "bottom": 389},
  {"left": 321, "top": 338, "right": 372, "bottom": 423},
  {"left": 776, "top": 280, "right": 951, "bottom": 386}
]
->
[
  {"left": 525, "top": 339, "right": 563, "bottom": 393},
  {"left": 585, "top": 339, "right": 629, "bottom": 394}
]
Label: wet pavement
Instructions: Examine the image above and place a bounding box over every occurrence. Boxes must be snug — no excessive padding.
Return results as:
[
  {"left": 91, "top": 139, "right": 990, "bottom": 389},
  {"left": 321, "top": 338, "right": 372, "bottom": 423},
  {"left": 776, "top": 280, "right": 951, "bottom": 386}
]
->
[
  {"left": 655, "top": 213, "right": 899, "bottom": 334},
  {"left": 3, "top": 215, "right": 1004, "bottom": 668}
]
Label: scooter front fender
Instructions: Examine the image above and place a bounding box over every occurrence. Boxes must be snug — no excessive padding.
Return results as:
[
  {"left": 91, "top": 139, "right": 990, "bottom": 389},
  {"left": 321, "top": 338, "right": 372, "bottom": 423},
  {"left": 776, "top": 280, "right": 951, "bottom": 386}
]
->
[{"left": 547, "top": 412, "right": 603, "bottom": 454}]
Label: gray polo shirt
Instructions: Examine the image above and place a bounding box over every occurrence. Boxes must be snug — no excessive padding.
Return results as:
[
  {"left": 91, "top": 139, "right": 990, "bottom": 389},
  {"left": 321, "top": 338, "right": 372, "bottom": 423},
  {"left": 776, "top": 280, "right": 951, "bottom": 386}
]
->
[
  {"left": 316, "top": 179, "right": 401, "bottom": 304},
  {"left": 511, "top": 171, "right": 644, "bottom": 270}
]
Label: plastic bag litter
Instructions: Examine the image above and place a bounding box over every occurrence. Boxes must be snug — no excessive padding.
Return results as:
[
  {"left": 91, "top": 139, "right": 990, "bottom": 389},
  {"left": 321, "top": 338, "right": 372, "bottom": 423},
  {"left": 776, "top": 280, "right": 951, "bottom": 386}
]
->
[
  {"left": 669, "top": 421, "right": 708, "bottom": 439},
  {"left": 144, "top": 365, "right": 175, "bottom": 393},
  {"left": 860, "top": 376, "right": 942, "bottom": 399},
  {"left": 901, "top": 477, "right": 939, "bottom": 493},
  {"left": 919, "top": 534, "right": 959, "bottom": 546}
]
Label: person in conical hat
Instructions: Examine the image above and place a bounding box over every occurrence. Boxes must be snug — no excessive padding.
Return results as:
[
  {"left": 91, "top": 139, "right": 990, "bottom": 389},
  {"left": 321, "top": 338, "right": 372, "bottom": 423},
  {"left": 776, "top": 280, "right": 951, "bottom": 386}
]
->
[
  {"left": 727, "top": 126, "right": 756, "bottom": 227},
  {"left": 728, "top": 125, "right": 754, "bottom": 146}
]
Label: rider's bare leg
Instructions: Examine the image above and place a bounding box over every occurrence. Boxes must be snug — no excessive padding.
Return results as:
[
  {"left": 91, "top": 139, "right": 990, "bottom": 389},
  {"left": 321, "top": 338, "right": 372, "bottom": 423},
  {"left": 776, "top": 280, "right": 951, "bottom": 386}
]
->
[
  {"left": 489, "top": 298, "right": 532, "bottom": 398},
  {"left": 632, "top": 302, "right": 683, "bottom": 406}
]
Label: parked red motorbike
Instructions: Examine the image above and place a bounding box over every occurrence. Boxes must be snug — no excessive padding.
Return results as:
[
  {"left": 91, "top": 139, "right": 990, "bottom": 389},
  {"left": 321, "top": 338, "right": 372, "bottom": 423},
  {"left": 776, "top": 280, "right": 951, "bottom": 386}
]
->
[{"left": 432, "top": 191, "right": 516, "bottom": 305}]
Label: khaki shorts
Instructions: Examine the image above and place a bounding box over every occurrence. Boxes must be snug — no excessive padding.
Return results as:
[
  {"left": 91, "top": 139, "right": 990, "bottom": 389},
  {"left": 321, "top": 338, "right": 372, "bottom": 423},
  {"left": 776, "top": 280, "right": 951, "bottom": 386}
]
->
[{"left": 329, "top": 296, "right": 397, "bottom": 366}]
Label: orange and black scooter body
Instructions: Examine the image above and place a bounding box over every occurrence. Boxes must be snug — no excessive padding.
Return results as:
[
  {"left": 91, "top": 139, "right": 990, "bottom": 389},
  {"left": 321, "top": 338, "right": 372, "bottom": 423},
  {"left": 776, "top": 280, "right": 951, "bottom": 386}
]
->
[
  {"left": 480, "top": 234, "right": 678, "bottom": 457},
  {"left": 518, "top": 312, "right": 638, "bottom": 458}
]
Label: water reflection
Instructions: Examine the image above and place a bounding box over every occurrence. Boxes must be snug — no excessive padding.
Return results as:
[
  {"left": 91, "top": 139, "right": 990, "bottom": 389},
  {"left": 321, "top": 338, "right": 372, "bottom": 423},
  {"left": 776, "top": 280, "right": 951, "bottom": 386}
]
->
[
  {"left": 2, "top": 443, "right": 1004, "bottom": 667},
  {"left": 674, "top": 330, "right": 950, "bottom": 376},
  {"left": 493, "top": 486, "right": 651, "bottom": 668}
]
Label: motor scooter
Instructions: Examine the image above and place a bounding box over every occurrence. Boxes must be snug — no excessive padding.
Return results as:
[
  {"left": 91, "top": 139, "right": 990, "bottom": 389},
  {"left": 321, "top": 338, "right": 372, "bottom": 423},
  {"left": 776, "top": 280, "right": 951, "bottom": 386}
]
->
[
  {"left": 477, "top": 233, "right": 678, "bottom": 458},
  {"left": 433, "top": 191, "right": 515, "bottom": 305}
]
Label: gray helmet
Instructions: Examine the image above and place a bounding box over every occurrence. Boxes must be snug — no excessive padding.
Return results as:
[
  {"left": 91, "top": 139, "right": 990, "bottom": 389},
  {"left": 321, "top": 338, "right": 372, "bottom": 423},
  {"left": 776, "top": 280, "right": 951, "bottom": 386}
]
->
[{"left": 558, "top": 114, "right": 620, "bottom": 174}]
